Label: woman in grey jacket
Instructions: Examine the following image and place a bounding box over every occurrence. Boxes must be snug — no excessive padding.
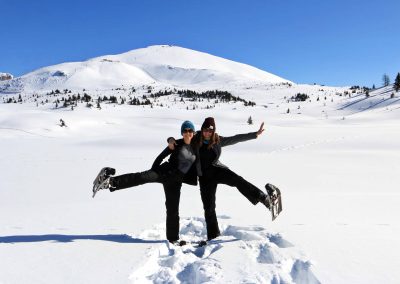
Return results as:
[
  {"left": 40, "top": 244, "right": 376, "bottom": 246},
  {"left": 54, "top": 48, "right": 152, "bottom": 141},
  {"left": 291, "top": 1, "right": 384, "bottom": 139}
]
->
[{"left": 169, "top": 117, "right": 272, "bottom": 240}]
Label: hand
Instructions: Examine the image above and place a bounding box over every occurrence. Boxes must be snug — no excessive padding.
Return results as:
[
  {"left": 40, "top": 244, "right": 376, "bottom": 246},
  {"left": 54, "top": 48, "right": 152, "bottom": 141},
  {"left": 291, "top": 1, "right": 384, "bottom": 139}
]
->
[
  {"left": 256, "top": 122, "right": 265, "bottom": 137},
  {"left": 168, "top": 137, "right": 177, "bottom": 150}
]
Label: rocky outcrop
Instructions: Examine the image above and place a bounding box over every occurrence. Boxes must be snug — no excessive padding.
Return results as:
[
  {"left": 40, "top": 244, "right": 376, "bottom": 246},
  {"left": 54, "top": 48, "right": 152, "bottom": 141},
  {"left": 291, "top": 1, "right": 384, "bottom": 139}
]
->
[{"left": 0, "top": 73, "right": 13, "bottom": 81}]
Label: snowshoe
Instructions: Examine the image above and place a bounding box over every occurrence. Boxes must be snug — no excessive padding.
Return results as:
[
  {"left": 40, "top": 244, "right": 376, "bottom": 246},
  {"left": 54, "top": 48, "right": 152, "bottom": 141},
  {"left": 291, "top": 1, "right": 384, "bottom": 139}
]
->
[
  {"left": 265, "top": 183, "right": 283, "bottom": 221},
  {"left": 92, "top": 167, "right": 116, "bottom": 198},
  {"left": 170, "top": 240, "right": 187, "bottom": 246}
]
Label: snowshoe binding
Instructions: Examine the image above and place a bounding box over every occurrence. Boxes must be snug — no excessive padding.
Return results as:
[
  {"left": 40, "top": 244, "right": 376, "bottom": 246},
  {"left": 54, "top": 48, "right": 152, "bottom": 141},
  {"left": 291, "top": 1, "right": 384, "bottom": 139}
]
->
[
  {"left": 265, "top": 183, "right": 283, "bottom": 221},
  {"left": 92, "top": 167, "right": 116, "bottom": 198}
]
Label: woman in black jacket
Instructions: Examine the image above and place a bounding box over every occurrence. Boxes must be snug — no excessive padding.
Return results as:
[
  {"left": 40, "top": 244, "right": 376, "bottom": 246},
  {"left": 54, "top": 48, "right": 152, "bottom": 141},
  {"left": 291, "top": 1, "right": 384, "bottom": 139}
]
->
[
  {"left": 169, "top": 117, "right": 273, "bottom": 241},
  {"left": 92, "top": 121, "right": 197, "bottom": 245}
]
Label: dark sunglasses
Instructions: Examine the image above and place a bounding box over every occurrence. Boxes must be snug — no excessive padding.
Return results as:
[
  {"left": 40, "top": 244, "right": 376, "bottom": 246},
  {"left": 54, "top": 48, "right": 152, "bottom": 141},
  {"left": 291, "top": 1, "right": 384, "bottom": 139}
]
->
[
  {"left": 202, "top": 128, "right": 214, "bottom": 133},
  {"left": 183, "top": 129, "right": 194, "bottom": 133}
]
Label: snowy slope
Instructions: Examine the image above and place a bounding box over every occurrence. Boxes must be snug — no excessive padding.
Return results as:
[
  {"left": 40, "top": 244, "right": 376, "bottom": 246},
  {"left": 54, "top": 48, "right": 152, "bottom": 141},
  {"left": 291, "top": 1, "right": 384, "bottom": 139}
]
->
[
  {"left": 0, "top": 45, "right": 291, "bottom": 92},
  {"left": 337, "top": 85, "right": 400, "bottom": 115},
  {"left": 113, "top": 45, "right": 290, "bottom": 85}
]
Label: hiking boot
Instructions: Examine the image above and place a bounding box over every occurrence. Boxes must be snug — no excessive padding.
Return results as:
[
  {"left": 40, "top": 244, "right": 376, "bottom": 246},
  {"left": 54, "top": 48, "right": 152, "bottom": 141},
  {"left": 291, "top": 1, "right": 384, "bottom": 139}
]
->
[{"left": 260, "top": 192, "right": 271, "bottom": 210}]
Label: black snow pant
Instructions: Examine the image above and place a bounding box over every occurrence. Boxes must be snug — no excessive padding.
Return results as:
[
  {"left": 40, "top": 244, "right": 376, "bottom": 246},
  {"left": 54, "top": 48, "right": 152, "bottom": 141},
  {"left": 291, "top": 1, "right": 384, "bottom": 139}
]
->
[
  {"left": 110, "top": 165, "right": 184, "bottom": 243},
  {"left": 199, "top": 167, "right": 264, "bottom": 240}
]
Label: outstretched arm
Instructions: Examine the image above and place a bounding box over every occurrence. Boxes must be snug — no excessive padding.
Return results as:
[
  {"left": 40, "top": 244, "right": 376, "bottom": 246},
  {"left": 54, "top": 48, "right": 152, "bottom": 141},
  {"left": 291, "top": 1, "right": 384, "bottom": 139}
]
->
[
  {"left": 220, "top": 122, "right": 265, "bottom": 147},
  {"left": 256, "top": 122, "right": 265, "bottom": 136}
]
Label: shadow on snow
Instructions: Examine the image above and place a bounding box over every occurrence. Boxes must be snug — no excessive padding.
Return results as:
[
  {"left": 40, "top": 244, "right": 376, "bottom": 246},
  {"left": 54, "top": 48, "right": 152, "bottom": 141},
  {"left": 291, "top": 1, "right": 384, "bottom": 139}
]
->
[{"left": 0, "top": 234, "right": 166, "bottom": 244}]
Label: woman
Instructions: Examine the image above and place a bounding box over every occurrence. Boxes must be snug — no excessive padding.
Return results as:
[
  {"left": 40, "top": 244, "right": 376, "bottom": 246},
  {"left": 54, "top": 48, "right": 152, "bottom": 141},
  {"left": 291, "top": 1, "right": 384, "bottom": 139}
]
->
[
  {"left": 169, "top": 117, "right": 272, "bottom": 241},
  {"left": 92, "top": 120, "right": 197, "bottom": 245}
]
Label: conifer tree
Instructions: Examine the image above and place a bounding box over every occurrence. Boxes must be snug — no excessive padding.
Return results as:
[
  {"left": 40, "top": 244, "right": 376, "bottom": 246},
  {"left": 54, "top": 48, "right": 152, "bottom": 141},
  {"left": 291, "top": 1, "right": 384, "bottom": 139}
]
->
[
  {"left": 382, "top": 73, "right": 390, "bottom": 87},
  {"left": 394, "top": 73, "right": 400, "bottom": 92}
]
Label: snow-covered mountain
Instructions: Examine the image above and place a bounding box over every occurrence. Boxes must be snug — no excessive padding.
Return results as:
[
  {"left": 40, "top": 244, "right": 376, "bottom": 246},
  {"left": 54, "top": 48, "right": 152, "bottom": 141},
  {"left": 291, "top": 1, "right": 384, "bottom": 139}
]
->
[
  {"left": 1, "top": 45, "right": 399, "bottom": 118},
  {"left": 0, "top": 45, "right": 291, "bottom": 92}
]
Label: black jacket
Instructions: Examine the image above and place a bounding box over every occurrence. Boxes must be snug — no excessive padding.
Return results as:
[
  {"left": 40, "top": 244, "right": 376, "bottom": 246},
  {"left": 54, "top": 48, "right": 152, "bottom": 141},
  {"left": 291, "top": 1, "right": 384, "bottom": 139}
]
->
[
  {"left": 192, "top": 131, "right": 258, "bottom": 176},
  {"left": 151, "top": 139, "right": 198, "bottom": 186}
]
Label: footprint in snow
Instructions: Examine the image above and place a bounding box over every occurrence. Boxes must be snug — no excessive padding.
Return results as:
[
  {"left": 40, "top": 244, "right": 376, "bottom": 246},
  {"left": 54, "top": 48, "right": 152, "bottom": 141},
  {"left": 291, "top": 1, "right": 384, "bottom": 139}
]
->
[{"left": 130, "top": 217, "right": 320, "bottom": 284}]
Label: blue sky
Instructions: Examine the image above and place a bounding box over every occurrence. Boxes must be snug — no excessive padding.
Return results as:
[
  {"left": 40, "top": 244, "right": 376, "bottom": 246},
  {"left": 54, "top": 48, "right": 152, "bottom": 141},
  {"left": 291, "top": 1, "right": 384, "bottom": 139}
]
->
[{"left": 1, "top": 0, "right": 399, "bottom": 86}]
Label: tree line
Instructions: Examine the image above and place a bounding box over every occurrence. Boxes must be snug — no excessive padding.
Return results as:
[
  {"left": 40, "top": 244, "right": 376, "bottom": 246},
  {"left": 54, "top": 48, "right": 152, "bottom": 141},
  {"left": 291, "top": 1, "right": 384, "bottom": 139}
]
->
[{"left": 382, "top": 72, "right": 400, "bottom": 92}]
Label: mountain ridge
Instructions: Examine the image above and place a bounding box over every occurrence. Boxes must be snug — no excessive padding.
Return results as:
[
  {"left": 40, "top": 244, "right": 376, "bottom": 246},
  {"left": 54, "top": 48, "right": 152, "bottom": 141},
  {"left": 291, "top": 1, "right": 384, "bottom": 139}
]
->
[{"left": 0, "top": 45, "right": 291, "bottom": 92}]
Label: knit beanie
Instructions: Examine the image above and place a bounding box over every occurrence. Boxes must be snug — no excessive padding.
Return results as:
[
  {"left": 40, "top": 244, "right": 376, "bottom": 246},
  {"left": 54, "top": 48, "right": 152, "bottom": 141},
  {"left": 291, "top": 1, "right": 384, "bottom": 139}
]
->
[
  {"left": 201, "top": 117, "right": 216, "bottom": 131},
  {"left": 181, "top": 120, "right": 195, "bottom": 135}
]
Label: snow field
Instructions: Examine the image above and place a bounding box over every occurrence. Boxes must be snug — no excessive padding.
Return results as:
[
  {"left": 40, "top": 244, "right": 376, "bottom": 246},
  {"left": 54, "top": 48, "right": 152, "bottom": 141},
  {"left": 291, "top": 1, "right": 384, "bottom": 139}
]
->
[
  {"left": 1, "top": 104, "right": 399, "bottom": 283},
  {"left": 1, "top": 45, "right": 400, "bottom": 283}
]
